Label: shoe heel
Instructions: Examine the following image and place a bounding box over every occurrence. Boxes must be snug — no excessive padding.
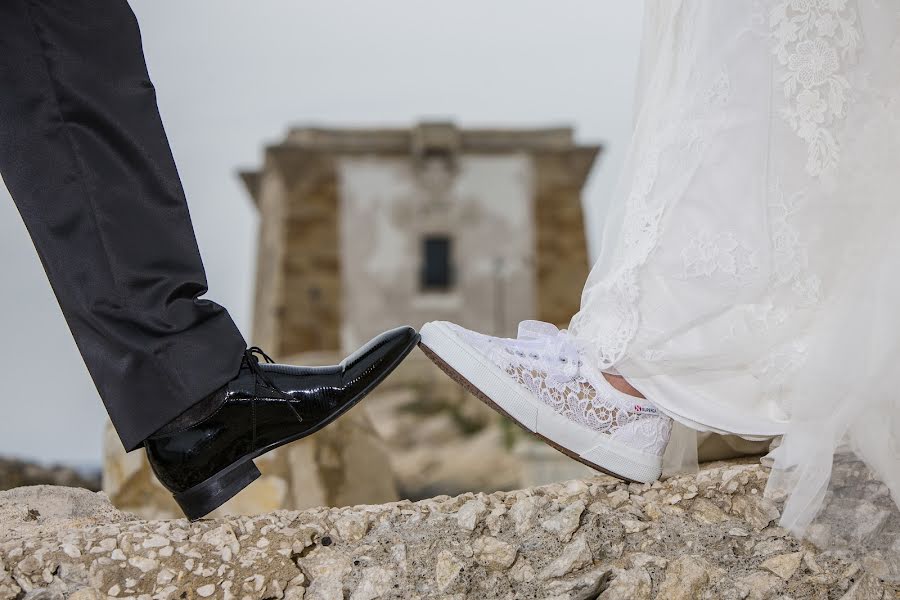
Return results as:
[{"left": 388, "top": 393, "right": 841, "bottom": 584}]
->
[{"left": 173, "top": 460, "right": 261, "bottom": 521}]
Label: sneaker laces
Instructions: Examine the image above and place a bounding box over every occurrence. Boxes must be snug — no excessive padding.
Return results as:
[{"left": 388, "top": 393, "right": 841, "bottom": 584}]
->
[
  {"left": 515, "top": 320, "right": 584, "bottom": 385},
  {"left": 494, "top": 321, "right": 654, "bottom": 426}
]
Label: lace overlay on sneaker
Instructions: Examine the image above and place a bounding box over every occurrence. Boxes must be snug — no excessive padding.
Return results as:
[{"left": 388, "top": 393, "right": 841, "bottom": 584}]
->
[{"left": 447, "top": 321, "right": 672, "bottom": 456}]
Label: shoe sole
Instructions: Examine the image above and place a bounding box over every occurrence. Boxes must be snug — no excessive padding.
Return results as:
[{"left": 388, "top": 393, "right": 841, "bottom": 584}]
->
[
  {"left": 173, "top": 333, "right": 421, "bottom": 521},
  {"left": 419, "top": 322, "right": 662, "bottom": 484}
]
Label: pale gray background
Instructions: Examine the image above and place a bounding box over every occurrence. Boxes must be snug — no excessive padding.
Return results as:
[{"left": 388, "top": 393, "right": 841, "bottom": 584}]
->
[{"left": 0, "top": 1, "right": 643, "bottom": 467}]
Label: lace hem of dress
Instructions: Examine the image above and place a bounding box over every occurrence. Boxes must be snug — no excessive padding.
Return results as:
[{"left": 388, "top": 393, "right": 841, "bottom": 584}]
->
[
  {"left": 574, "top": 0, "right": 857, "bottom": 377},
  {"left": 572, "top": 73, "right": 733, "bottom": 369}
]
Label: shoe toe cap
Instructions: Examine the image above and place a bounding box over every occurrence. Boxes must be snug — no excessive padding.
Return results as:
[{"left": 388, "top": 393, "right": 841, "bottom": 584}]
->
[{"left": 346, "top": 325, "right": 419, "bottom": 371}]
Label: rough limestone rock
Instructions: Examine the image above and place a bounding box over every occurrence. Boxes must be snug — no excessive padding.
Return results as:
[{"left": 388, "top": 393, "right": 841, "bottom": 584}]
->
[{"left": 3, "top": 460, "right": 900, "bottom": 600}]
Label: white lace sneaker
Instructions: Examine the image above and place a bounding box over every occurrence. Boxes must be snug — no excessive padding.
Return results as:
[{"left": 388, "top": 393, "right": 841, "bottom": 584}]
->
[{"left": 419, "top": 320, "right": 672, "bottom": 483}]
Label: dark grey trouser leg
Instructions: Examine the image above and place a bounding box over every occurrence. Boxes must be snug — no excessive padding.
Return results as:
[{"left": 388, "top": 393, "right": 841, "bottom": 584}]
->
[{"left": 0, "top": 0, "right": 247, "bottom": 450}]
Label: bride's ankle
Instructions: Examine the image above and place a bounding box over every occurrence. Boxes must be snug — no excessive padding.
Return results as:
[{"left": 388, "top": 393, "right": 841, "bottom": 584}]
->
[{"left": 602, "top": 372, "right": 646, "bottom": 399}]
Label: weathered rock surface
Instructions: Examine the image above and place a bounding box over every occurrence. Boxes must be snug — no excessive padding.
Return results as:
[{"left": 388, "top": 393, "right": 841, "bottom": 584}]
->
[{"left": 3, "top": 460, "right": 899, "bottom": 600}]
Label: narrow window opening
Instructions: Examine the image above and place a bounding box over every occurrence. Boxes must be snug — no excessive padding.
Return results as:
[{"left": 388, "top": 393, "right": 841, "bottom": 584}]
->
[{"left": 421, "top": 235, "right": 454, "bottom": 291}]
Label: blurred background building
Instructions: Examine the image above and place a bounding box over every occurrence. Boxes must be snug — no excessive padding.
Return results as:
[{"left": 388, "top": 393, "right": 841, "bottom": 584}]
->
[
  {"left": 101, "top": 121, "right": 603, "bottom": 517},
  {"left": 240, "top": 121, "right": 595, "bottom": 354},
  {"left": 0, "top": 1, "right": 647, "bottom": 513}
]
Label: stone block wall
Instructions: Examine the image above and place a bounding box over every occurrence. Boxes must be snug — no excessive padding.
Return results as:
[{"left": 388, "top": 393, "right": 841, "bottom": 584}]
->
[
  {"left": 533, "top": 150, "right": 596, "bottom": 330},
  {"left": 241, "top": 124, "right": 600, "bottom": 353},
  {"left": 245, "top": 151, "right": 342, "bottom": 356}
]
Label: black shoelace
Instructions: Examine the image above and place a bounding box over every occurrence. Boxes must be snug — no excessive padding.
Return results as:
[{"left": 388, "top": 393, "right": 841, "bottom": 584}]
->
[{"left": 243, "top": 346, "right": 294, "bottom": 400}]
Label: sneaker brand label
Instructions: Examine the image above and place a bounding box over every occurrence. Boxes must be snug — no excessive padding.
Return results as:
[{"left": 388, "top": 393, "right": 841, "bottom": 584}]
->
[{"left": 632, "top": 404, "right": 658, "bottom": 415}]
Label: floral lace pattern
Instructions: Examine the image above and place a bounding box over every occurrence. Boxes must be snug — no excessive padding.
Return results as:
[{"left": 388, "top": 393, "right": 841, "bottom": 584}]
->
[
  {"left": 447, "top": 321, "right": 672, "bottom": 457},
  {"left": 768, "top": 181, "right": 822, "bottom": 307},
  {"left": 771, "top": 0, "right": 860, "bottom": 176},
  {"left": 741, "top": 178, "right": 824, "bottom": 411},
  {"left": 681, "top": 231, "right": 759, "bottom": 285},
  {"left": 571, "top": 66, "right": 736, "bottom": 370}
]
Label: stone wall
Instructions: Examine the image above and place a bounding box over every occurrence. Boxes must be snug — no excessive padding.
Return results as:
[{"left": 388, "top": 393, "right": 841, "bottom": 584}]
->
[
  {"left": 337, "top": 153, "right": 537, "bottom": 349},
  {"left": 5, "top": 460, "right": 898, "bottom": 600},
  {"left": 244, "top": 150, "right": 343, "bottom": 356},
  {"left": 240, "top": 123, "right": 600, "bottom": 353},
  {"left": 533, "top": 150, "right": 595, "bottom": 329}
]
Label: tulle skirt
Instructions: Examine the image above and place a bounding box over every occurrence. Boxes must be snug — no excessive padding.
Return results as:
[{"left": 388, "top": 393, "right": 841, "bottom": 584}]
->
[{"left": 570, "top": 0, "right": 900, "bottom": 552}]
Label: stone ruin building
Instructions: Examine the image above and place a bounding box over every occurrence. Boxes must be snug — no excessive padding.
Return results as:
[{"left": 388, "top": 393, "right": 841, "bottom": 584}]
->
[
  {"left": 101, "top": 121, "right": 601, "bottom": 518},
  {"left": 239, "top": 121, "right": 598, "bottom": 356}
]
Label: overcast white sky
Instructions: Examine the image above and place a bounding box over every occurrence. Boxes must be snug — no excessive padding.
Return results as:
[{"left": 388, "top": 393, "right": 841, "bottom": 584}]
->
[{"left": 0, "top": 1, "right": 644, "bottom": 467}]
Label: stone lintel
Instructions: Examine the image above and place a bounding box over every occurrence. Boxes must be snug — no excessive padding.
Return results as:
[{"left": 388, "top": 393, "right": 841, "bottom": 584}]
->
[
  {"left": 281, "top": 122, "right": 584, "bottom": 154},
  {"left": 240, "top": 122, "right": 603, "bottom": 208},
  {"left": 533, "top": 146, "right": 602, "bottom": 190}
]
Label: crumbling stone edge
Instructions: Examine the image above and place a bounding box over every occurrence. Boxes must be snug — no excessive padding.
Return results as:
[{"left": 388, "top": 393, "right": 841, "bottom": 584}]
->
[{"left": 1, "top": 460, "right": 897, "bottom": 599}]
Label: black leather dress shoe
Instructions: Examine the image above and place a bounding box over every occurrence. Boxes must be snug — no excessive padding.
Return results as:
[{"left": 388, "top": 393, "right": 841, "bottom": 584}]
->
[{"left": 145, "top": 326, "right": 419, "bottom": 520}]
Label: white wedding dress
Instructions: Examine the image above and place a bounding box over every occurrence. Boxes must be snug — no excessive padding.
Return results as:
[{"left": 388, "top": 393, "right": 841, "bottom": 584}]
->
[{"left": 571, "top": 0, "right": 900, "bottom": 545}]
